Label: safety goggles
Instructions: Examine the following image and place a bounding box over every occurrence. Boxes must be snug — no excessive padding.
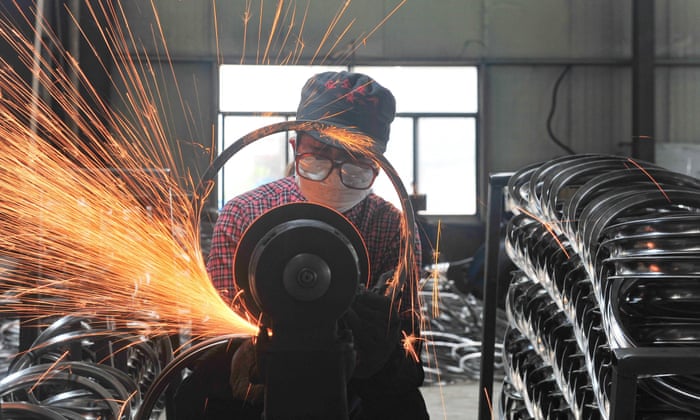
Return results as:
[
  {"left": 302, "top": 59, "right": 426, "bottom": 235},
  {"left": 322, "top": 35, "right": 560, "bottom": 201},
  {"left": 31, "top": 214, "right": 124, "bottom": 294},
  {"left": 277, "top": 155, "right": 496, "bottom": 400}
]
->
[{"left": 295, "top": 153, "right": 379, "bottom": 190}]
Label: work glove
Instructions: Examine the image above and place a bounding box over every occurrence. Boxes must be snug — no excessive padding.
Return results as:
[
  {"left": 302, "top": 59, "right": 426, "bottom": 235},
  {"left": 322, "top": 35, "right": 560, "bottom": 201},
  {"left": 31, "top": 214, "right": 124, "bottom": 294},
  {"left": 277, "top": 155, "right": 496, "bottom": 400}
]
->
[
  {"left": 229, "top": 338, "right": 264, "bottom": 404},
  {"left": 350, "top": 340, "right": 425, "bottom": 398},
  {"left": 342, "top": 289, "right": 401, "bottom": 379}
]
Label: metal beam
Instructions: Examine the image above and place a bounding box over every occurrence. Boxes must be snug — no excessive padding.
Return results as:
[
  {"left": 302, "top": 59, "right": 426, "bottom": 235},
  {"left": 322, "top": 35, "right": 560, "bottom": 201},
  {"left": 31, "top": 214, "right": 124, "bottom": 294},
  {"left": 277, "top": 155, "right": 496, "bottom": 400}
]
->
[{"left": 631, "top": 0, "right": 655, "bottom": 162}]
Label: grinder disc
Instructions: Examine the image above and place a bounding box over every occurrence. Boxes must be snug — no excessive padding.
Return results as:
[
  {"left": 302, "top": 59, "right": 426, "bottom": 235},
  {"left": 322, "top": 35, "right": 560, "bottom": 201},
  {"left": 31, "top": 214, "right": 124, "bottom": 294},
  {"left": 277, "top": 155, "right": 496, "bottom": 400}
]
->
[{"left": 234, "top": 202, "right": 369, "bottom": 326}]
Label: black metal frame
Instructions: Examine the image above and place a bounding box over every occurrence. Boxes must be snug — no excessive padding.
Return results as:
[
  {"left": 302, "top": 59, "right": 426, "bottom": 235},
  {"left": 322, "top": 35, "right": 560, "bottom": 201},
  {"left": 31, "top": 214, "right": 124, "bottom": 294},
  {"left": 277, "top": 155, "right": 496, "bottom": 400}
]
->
[
  {"left": 610, "top": 347, "right": 700, "bottom": 420},
  {"left": 477, "top": 172, "right": 700, "bottom": 420},
  {"left": 477, "top": 172, "right": 512, "bottom": 420},
  {"left": 631, "top": 0, "right": 655, "bottom": 162}
]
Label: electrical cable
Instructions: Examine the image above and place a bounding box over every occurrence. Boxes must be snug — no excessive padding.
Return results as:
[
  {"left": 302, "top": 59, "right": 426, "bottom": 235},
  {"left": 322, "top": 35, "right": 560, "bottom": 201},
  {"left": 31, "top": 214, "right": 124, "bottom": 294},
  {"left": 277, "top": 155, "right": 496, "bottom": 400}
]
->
[{"left": 546, "top": 65, "right": 576, "bottom": 155}]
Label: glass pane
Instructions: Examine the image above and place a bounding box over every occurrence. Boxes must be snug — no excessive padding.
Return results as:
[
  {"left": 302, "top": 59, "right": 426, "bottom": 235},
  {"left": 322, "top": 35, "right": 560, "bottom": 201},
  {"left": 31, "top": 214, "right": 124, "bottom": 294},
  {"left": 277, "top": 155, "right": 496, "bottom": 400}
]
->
[
  {"left": 353, "top": 66, "right": 478, "bottom": 113},
  {"left": 218, "top": 115, "right": 289, "bottom": 207},
  {"left": 218, "top": 65, "right": 480, "bottom": 216},
  {"left": 220, "top": 65, "right": 345, "bottom": 112},
  {"left": 418, "top": 118, "right": 476, "bottom": 215},
  {"left": 372, "top": 117, "right": 414, "bottom": 210}
]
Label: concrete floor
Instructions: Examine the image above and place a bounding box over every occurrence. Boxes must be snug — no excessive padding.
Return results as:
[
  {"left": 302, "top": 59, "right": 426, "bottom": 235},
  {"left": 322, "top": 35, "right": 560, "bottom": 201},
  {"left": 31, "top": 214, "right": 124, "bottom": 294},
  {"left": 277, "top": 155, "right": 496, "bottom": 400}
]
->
[{"left": 421, "top": 381, "right": 502, "bottom": 420}]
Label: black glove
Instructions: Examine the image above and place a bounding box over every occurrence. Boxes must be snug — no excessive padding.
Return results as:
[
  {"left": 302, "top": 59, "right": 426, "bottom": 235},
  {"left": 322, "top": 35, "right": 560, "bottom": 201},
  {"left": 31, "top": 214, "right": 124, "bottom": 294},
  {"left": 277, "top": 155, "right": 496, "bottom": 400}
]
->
[
  {"left": 350, "top": 339, "right": 425, "bottom": 397},
  {"left": 229, "top": 338, "right": 264, "bottom": 404},
  {"left": 342, "top": 290, "right": 401, "bottom": 378}
]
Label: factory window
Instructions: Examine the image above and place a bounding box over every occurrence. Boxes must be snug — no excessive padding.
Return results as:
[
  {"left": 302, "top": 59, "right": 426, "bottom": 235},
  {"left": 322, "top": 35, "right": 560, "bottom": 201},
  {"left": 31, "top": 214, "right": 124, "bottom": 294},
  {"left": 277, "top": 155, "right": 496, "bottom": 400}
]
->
[{"left": 218, "top": 65, "right": 478, "bottom": 215}]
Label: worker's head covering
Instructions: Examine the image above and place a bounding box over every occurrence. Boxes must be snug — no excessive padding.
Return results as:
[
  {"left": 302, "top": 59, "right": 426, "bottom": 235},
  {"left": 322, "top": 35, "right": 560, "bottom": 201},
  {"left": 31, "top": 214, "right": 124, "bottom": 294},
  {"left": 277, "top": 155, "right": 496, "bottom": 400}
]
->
[{"left": 296, "top": 71, "right": 396, "bottom": 154}]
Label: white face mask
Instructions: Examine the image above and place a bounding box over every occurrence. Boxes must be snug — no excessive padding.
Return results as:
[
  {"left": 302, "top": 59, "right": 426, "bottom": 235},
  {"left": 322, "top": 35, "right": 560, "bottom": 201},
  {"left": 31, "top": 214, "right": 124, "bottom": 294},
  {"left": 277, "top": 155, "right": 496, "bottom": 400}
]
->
[{"left": 297, "top": 172, "right": 370, "bottom": 212}]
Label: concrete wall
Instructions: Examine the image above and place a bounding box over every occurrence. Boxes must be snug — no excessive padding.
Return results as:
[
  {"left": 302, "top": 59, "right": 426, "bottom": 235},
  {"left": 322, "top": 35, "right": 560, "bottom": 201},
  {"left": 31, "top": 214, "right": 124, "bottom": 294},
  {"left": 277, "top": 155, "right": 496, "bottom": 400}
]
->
[
  {"left": 0, "top": 0, "right": 694, "bottom": 259},
  {"left": 109, "top": 1, "right": 700, "bottom": 218}
]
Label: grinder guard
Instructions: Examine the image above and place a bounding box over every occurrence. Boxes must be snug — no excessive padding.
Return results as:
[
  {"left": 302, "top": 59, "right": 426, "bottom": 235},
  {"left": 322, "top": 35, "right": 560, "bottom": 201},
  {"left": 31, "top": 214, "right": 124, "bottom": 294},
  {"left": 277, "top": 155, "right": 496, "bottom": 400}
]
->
[{"left": 234, "top": 202, "right": 369, "bottom": 419}]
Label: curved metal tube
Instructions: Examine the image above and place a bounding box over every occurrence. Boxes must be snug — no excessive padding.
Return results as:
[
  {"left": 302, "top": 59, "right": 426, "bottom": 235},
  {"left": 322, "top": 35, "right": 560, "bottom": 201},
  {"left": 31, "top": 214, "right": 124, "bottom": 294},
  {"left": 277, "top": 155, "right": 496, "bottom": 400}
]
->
[
  {"left": 195, "top": 120, "right": 418, "bottom": 294},
  {"left": 135, "top": 334, "right": 247, "bottom": 420}
]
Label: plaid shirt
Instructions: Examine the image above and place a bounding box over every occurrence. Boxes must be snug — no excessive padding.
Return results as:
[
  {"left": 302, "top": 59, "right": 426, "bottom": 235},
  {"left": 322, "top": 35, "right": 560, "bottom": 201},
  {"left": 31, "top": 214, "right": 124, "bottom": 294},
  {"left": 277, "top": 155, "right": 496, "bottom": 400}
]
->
[{"left": 206, "top": 176, "right": 421, "bottom": 324}]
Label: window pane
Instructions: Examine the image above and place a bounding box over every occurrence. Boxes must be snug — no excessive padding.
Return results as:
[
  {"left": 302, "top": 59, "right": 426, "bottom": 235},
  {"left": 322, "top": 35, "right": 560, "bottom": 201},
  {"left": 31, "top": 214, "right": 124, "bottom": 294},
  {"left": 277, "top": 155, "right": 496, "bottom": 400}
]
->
[
  {"left": 218, "top": 116, "right": 290, "bottom": 207},
  {"left": 220, "top": 65, "right": 344, "bottom": 112},
  {"left": 418, "top": 118, "right": 476, "bottom": 215},
  {"left": 218, "top": 65, "right": 480, "bottom": 216},
  {"left": 354, "top": 66, "right": 478, "bottom": 113},
  {"left": 372, "top": 117, "right": 414, "bottom": 209}
]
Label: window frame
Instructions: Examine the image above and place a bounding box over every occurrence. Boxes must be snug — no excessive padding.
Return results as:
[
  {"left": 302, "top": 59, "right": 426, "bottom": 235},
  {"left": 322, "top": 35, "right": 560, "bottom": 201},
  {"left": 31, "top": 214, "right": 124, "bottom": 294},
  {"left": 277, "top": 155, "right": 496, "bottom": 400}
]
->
[{"left": 217, "top": 65, "right": 480, "bottom": 217}]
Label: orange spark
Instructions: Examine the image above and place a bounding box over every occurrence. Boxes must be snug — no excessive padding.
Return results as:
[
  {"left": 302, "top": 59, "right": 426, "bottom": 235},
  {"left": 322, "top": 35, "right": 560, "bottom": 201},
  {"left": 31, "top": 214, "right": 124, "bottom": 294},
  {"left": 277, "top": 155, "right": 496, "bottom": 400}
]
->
[
  {"left": 273, "top": 0, "right": 297, "bottom": 64},
  {"left": 431, "top": 220, "right": 442, "bottom": 319},
  {"left": 212, "top": 0, "right": 221, "bottom": 65},
  {"left": 261, "top": 0, "right": 285, "bottom": 64},
  {"left": 257, "top": 0, "right": 264, "bottom": 63},
  {"left": 627, "top": 157, "right": 672, "bottom": 203},
  {"left": 0, "top": 1, "right": 257, "bottom": 340},
  {"left": 484, "top": 386, "right": 495, "bottom": 420},
  {"left": 28, "top": 350, "right": 70, "bottom": 394},
  {"left": 309, "top": 0, "right": 353, "bottom": 64},
  {"left": 0, "top": 0, "right": 417, "bottom": 359},
  {"left": 119, "top": 391, "right": 139, "bottom": 420},
  {"left": 402, "top": 331, "right": 420, "bottom": 363},
  {"left": 241, "top": 0, "right": 252, "bottom": 63},
  {"left": 517, "top": 207, "right": 571, "bottom": 259},
  {"left": 334, "top": 0, "right": 407, "bottom": 63},
  {"left": 233, "top": 0, "right": 406, "bottom": 66}
]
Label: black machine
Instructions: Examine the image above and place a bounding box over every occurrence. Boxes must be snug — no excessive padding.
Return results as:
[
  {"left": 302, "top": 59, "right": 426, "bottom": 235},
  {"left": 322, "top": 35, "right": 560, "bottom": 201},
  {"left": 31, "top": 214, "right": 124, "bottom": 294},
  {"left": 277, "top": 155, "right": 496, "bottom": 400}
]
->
[
  {"left": 136, "top": 201, "right": 372, "bottom": 420},
  {"left": 234, "top": 202, "right": 369, "bottom": 419},
  {"left": 138, "top": 120, "right": 415, "bottom": 420}
]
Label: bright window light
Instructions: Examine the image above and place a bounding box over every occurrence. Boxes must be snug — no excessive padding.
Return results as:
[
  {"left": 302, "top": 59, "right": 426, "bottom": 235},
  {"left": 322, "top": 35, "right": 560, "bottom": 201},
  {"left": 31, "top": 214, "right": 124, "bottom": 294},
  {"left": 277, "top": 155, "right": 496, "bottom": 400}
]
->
[
  {"left": 218, "top": 65, "right": 478, "bottom": 215},
  {"left": 217, "top": 115, "right": 289, "bottom": 208},
  {"left": 220, "top": 65, "right": 344, "bottom": 112},
  {"left": 418, "top": 118, "right": 477, "bottom": 214}
]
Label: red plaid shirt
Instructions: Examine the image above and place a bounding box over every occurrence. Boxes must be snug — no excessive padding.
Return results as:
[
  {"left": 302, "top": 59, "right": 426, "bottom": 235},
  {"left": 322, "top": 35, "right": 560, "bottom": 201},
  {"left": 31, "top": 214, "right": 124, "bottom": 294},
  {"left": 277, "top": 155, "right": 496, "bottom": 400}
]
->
[{"left": 206, "top": 176, "right": 421, "bottom": 323}]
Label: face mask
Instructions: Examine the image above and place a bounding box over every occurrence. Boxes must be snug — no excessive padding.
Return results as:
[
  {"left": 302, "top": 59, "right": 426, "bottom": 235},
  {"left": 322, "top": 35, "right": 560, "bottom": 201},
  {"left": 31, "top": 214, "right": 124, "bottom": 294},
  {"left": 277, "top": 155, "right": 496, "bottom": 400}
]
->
[{"left": 296, "top": 172, "right": 370, "bottom": 212}]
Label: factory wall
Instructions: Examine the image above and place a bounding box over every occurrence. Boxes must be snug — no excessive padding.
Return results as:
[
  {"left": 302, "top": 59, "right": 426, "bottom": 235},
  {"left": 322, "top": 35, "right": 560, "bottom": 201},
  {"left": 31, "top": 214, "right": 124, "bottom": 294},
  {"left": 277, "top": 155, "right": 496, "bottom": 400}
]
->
[
  {"left": 111, "top": 1, "right": 700, "bottom": 215},
  {"left": 0, "top": 1, "right": 696, "bottom": 263},
  {"left": 0, "top": 0, "right": 666, "bottom": 264}
]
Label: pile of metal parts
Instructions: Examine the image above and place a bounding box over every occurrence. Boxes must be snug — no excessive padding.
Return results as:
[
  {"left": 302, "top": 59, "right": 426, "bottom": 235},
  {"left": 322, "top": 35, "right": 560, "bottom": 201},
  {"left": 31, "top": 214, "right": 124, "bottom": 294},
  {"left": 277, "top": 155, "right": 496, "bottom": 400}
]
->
[
  {"left": 0, "top": 314, "right": 173, "bottom": 419},
  {"left": 0, "top": 316, "right": 18, "bottom": 380},
  {"left": 499, "top": 154, "right": 700, "bottom": 419},
  {"left": 420, "top": 262, "right": 508, "bottom": 385},
  {"left": 0, "top": 274, "right": 508, "bottom": 418}
]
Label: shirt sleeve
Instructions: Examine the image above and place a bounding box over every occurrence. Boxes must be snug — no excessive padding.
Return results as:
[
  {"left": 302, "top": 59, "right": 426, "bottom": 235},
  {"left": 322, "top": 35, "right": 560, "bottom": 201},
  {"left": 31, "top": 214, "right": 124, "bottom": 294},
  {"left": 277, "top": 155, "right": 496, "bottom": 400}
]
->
[
  {"left": 353, "top": 198, "right": 422, "bottom": 337},
  {"left": 206, "top": 199, "right": 248, "bottom": 301},
  {"left": 206, "top": 177, "right": 303, "bottom": 304}
]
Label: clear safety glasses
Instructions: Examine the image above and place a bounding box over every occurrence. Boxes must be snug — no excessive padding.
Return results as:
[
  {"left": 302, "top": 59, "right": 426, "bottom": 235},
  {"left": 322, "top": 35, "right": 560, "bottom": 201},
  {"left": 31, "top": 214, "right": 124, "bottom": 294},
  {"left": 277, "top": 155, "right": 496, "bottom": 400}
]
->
[{"left": 295, "top": 153, "right": 379, "bottom": 190}]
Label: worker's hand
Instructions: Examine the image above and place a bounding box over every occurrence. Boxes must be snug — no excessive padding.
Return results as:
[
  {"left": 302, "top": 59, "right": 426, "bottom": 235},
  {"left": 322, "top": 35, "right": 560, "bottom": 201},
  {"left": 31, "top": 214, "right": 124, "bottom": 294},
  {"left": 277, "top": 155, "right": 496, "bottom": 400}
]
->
[
  {"left": 229, "top": 338, "right": 264, "bottom": 404},
  {"left": 373, "top": 269, "right": 402, "bottom": 295},
  {"left": 342, "top": 290, "right": 401, "bottom": 379}
]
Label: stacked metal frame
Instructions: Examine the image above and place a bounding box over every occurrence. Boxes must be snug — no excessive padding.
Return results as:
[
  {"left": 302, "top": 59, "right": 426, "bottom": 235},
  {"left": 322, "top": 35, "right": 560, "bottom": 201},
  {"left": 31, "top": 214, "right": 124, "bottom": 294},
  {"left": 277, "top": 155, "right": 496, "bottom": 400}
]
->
[
  {"left": 0, "top": 316, "right": 18, "bottom": 376},
  {"left": 0, "top": 314, "right": 173, "bottom": 419},
  {"left": 420, "top": 266, "right": 509, "bottom": 385},
  {"left": 0, "top": 271, "right": 511, "bottom": 417},
  {"left": 499, "top": 154, "right": 700, "bottom": 419}
]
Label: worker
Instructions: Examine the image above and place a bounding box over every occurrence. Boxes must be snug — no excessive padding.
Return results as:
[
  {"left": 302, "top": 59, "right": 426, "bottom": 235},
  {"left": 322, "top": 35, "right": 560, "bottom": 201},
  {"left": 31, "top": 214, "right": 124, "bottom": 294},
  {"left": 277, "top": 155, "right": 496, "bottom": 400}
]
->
[{"left": 177, "top": 71, "right": 428, "bottom": 419}]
